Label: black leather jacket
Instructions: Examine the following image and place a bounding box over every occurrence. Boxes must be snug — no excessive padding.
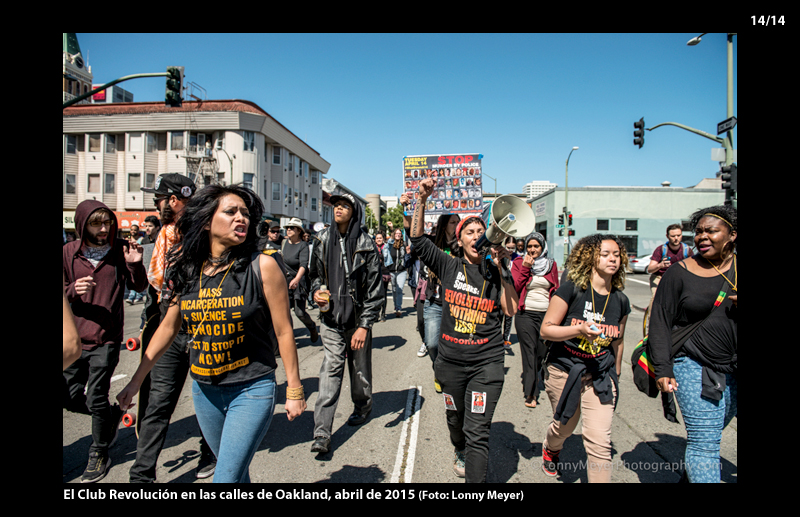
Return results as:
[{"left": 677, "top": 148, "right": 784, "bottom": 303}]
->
[{"left": 309, "top": 227, "right": 383, "bottom": 330}]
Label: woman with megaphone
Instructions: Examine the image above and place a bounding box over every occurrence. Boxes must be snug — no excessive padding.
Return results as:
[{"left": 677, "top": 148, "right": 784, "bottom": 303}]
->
[{"left": 410, "top": 177, "right": 519, "bottom": 483}]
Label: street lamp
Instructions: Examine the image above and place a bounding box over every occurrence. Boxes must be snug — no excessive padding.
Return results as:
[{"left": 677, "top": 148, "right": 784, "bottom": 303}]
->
[
  {"left": 687, "top": 32, "right": 737, "bottom": 206},
  {"left": 564, "top": 146, "right": 578, "bottom": 265}
]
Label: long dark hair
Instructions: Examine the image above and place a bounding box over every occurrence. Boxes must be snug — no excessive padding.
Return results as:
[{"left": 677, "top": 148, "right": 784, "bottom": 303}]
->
[{"left": 166, "top": 184, "right": 264, "bottom": 297}]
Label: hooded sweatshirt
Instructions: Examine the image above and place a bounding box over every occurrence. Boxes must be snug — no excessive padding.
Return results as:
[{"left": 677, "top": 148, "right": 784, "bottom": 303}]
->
[
  {"left": 324, "top": 199, "right": 363, "bottom": 328},
  {"left": 63, "top": 200, "right": 148, "bottom": 349}
]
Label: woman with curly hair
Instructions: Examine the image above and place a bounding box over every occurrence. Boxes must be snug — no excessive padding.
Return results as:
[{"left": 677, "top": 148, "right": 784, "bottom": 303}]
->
[
  {"left": 539, "top": 234, "right": 630, "bottom": 481},
  {"left": 648, "top": 205, "right": 737, "bottom": 482},
  {"left": 117, "top": 184, "right": 306, "bottom": 483}
]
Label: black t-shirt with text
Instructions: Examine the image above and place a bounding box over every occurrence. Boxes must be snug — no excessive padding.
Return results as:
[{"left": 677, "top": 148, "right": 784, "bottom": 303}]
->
[
  {"left": 179, "top": 257, "right": 278, "bottom": 385},
  {"left": 412, "top": 235, "right": 505, "bottom": 364},
  {"left": 549, "top": 278, "right": 630, "bottom": 365}
]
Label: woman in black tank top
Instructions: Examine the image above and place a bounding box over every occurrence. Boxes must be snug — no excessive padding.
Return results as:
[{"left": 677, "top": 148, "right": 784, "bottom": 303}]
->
[{"left": 117, "top": 185, "right": 306, "bottom": 483}]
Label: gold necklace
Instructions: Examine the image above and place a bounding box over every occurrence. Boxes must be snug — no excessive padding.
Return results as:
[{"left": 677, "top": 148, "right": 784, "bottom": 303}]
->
[
  {"left": 589, "top": 282, "right": 610, "bottom": 324},
  {"left": 462, "top": 264, "right": 487, "bottom": 343},
  {"left": 188, "top": 260, "right": 234, "bottom": 348},
  {"left": 706, "top": 254, "right": 737, "bottom": 292}
]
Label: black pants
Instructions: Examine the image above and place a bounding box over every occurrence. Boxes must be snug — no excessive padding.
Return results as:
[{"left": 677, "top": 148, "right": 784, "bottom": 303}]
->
[
  {"left": 129, "top": 334, "right": 211, "bottom": 482},
  {"left": 434, "top": 355, "right": 504, "bottom": 483},
  {"left": 514, "top": 309, "right": 547, "bottom": 400},
  {"left": 63, "top": 343, "right": 121, "bottom": 454}
]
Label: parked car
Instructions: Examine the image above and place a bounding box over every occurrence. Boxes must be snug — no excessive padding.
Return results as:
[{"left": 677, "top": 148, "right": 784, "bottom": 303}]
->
[{"left": 630, "top": 253, "right": 652, "bottom": 274}]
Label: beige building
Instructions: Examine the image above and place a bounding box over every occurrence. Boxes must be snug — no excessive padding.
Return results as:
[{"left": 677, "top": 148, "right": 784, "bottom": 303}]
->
[{"left": 62, "top": 100, "right": 331, "bottom": 233}]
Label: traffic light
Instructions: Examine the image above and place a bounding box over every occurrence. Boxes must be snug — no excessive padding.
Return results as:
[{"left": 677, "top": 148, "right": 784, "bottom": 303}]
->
[
  {"left": 165, "top": 66, "right": 184, "bottom": 107},
  {"left": 633, "top": 117, "right": 645, "bottom": 148},
  {"left": 720, "top": 164, "right": 737, "bottom": 190},
  {"left": 568, "top": 213, "right": 573, "bottom": 226},
  {"left": 568, "top": 229, "right": 575, "bottom": 236},
  {"left": 558, "top": 214, "right": 564, "bottom": 225}
]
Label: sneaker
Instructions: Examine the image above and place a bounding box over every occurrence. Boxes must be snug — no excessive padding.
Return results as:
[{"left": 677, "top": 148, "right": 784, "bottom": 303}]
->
[
  {"left": 82, "top": 451, "right": 111, "bottom": 483},
  {"left": 309, "top": 325, "right": 319, "bottom": 343},
  {"left": 453, "top": 449, "right": 466, "bottom": 478},
  {"left": 504, "top": 340, "right": 512, "bottom": 350},
  {"left": 311, "top": 437, "right": 331, "bottom": 454},
  {"left": 196, "top": 451, "right": 217, "bottom": 479},
  {"left": 542, "top": 447, "right": 560, "bottom": 477},
  {"left": 417, "top": 343, "right": 428, "bottom": 357},
  {"left": 434, "top": 378, "right": 442, "bottom": 394}
]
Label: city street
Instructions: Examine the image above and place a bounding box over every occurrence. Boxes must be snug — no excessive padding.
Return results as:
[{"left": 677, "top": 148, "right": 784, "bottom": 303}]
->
[{"left": 63, "top": 273, "right": 737, "bottom": 484}]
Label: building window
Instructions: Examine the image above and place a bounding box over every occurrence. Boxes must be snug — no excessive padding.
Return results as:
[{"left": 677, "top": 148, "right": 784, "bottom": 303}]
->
[
  {"left": 88, "top": 173, "right": 101, "bottom": 193},
  {"left": 286, "top": 186, "right": 292, "bottom": 204},
  {"left": 311, "top": 170, "right": 318, "bottom": 184},
  {"left": 65, "top": 174, "right": 76, "bottom": 194},
  {"left": 625, "top": 219, "right": 638, "bottom": 231},
  {"left": 106, "top": 134, "right": 116, "bottom": 154},
  {"left": 129, "top": 134, "right": 142, "bottom": 153},
  {"left": 243, "top": 173, "right": 254, "bottom": 190},
  {"left": 146, "top": 133, "right": 157, "bottom": 153},
  {"left": 311, "top": 197, "right": 318, "bottom": 211},
  {"left": 303, "top": 162, "right": 308, "bottom": 179},
  {"left": 105, "top": 173, "right": 115, "bottom": 194},
  {"left": 171, "top": 131, "right": 184, "bottom": 151},
  {"left": 288, "top": 154, "right": 293, "bottom": 172},
  {"left": 273, "top": 146, "right": 281, "bottom": 165},
  {"left": 272, "top": 182, "right": 281, "bottom": 201},
  {"left": 128, "top": 173, "right": 141, "bottom": 192},
  {"left": 89, "top": 134, "right": 102, "bottom": 153},
  {"left": 66, "top": 135, "right": 77, "bottom": 154},
  {"left": 597, "top": 219, "right": 609, "bottom": 231},
  {"left": 243, "top": 131, "right": 255, "bottom": 152}
]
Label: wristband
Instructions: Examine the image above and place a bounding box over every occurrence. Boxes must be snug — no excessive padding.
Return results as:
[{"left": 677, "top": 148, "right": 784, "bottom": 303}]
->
[{"left": 286, "top": 386, "right": 305, "bottom": 400}]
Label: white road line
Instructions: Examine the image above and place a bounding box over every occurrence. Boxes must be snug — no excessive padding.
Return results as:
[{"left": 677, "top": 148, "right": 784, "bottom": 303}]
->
[
  {"left": 111, "top": 374, "right": 127, "bottom": 383},
  {"left": 391, "top": 386, "right": 421, "bottom": 483},
  {"left": 405, "top": 386, "right": 422, "bottom": 483},
  {"left": 626, "top": 277, "right": 649, "bottom": 286}
]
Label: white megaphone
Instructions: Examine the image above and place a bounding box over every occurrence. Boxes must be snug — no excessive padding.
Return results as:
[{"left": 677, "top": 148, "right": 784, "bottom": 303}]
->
[{"left": 475, "top": 195, "right": 536, "bottom": 251}]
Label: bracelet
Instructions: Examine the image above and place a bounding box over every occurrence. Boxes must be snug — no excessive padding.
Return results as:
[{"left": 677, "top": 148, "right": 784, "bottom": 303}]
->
[{"left": 286, "top": 386, "right": 305, "bottom": 400}]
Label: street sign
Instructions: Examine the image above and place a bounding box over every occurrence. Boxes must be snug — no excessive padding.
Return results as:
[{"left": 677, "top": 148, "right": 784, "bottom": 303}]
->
[
  {"left": 717, "top": 116, "right": 737, "bottom": 135},
  {"left": 556, "top": 224, "right": 565, "bottom": 229}
]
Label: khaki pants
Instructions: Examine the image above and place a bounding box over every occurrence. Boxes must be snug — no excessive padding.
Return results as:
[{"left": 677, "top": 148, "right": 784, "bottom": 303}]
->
[{"left": 543, "top": 364, "right": 617, "bottom": 483}]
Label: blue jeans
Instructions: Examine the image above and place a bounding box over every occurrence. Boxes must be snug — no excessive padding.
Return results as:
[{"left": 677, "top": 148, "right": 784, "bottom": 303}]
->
[
  {"left": 423, "top": 300, "right": 443, "bottom": 369},
  {"left": 673, "top": 355, "right": 737, "bottom": 483},
  {"left": 390, "top": 270, "right": 407, "bottom": 312},
  {"left": 192, "top": 373, "right": 276, "bottom": 483}
]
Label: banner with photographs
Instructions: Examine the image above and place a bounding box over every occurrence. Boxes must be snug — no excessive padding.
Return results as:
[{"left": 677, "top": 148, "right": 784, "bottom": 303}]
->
[{"left": 403, "top": 153, "right": 484, "bottom": 232}]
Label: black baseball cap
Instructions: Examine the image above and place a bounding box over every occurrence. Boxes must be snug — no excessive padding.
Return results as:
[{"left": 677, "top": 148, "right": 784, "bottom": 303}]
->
[{"left": 141, "top": 173, "right": 197, "bottom": 198}]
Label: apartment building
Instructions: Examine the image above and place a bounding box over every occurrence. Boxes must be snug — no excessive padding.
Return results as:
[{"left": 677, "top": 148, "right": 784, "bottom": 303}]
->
[{"left": 62, "top": 100, "right": 331, "bottom": 235}]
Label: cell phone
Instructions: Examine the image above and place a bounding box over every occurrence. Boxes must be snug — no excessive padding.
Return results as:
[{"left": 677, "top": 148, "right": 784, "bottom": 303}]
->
[{"left": 588, "top": 323, "right": 606, "bottom": 340}]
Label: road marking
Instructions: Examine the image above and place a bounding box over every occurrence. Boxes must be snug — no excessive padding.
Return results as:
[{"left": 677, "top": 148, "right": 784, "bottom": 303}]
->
[
  {"left": 391, "top": 385, "right": 422, "bottom": 483},
  {"left": 111, "top": 374, "right": 127, "bottom": 383},
  {"left": 626, "top": 277, "right": 649, "bottom": 286}
]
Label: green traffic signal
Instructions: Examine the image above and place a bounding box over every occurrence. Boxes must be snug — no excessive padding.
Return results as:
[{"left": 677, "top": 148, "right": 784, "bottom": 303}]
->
[
  {"left": 165, "top": 66, "right": 184, "bottom": 107},
  {"left": 633, "top": 117, "right": 645, "bottom": 148}
]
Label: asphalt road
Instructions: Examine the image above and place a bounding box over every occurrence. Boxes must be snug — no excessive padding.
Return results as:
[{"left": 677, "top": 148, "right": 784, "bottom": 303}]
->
[{"left": 63, "top": 272, "right": 736, "bottom": 485}]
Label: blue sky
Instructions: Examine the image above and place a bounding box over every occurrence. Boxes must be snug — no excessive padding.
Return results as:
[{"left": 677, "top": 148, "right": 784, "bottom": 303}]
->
[{"left": 77, "top": 33, "right": 737, "bottom": 197}]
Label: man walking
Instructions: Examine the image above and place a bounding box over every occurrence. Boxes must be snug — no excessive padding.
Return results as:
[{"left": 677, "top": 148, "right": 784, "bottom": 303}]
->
[
  {"left": 308, "top": 193, "right": 383, "bottom": 454},
  {"left": 63, "top": 200, "right": 147, "bottom": 482},
  {"left": 127, "top": 173, "right": 217, "bottom": 482}
]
